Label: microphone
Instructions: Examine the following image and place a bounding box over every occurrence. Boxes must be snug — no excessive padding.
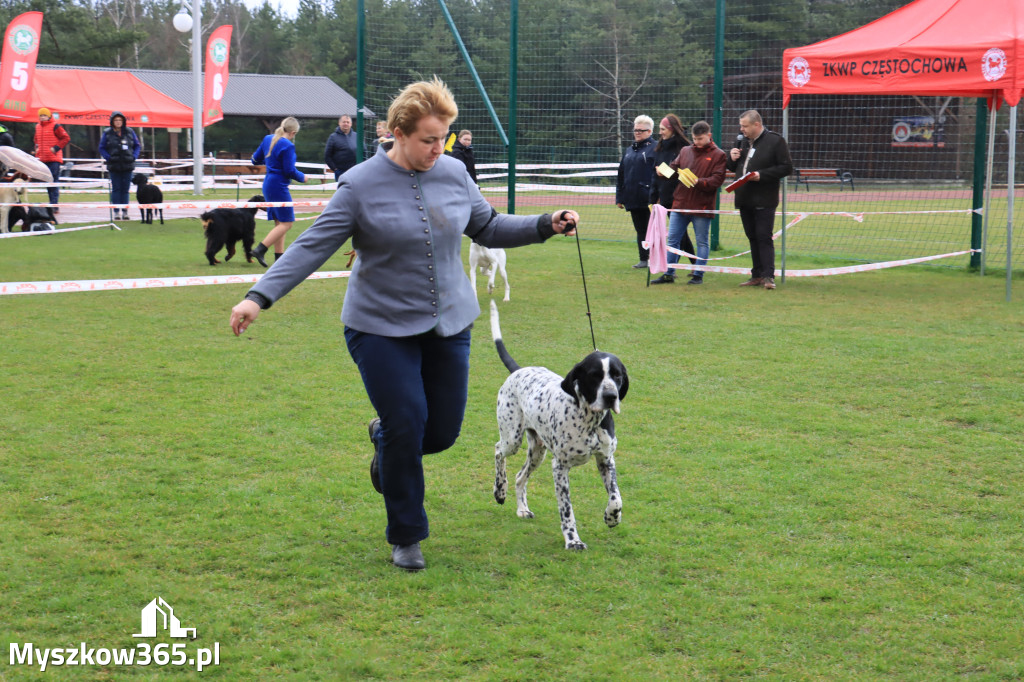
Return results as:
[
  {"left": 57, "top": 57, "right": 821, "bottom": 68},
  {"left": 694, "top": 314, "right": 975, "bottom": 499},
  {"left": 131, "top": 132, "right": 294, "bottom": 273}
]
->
[{"left": 733, "top": 133, "right": 748, "bottom": 150}]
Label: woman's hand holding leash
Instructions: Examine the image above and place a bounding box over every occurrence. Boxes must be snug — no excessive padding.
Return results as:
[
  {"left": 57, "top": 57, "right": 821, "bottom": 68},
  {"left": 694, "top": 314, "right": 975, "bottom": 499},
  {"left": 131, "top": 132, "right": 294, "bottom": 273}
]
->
[
  {"left": 230, "top": 299, "right": 261, "bottom": 336},
  {"left": 553, "top": 209, "right": 579, "bottom": 236}
]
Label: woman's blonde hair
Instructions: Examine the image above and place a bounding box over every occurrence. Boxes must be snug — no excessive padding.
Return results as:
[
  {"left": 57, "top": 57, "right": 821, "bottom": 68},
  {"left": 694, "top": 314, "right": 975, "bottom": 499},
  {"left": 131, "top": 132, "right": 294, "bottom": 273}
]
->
[
  {"left": 268, "top": 116, "right": 300, "bottom": 155},
  {"left": 387, "top": 77, "right": 458, "bottom": 136}
]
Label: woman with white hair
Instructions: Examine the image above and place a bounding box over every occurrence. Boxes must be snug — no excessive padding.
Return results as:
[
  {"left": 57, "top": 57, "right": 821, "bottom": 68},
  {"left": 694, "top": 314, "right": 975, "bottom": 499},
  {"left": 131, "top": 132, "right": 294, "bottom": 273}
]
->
[{"left": 615, "top": 114, "right": 657, "bottom": 269}]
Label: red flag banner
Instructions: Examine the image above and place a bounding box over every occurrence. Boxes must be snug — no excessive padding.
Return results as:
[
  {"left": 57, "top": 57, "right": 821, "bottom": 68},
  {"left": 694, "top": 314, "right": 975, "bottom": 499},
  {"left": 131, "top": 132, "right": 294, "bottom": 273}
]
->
[
  {"left": 202, "top": 25, "right": 232, "bottom": 127},
  {"left": 0, "top": 12, "right": 44, "bottom": 120}
]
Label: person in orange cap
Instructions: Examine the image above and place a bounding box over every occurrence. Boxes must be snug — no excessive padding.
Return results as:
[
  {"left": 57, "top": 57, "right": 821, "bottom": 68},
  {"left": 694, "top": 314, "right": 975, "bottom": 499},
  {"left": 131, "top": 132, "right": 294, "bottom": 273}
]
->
[{"left": 33, "top": 107, "right": 70, "bottom": 212}]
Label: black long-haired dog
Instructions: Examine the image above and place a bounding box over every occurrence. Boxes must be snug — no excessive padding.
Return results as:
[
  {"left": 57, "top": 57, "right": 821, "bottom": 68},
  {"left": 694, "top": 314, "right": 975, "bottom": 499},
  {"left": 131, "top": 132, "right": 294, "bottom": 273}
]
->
[
  {"left": 201, "top": 195, "right": 265, "bottom": 265},
  {"left": 133, "top": 174, "right": 164, "bottom": 224}
]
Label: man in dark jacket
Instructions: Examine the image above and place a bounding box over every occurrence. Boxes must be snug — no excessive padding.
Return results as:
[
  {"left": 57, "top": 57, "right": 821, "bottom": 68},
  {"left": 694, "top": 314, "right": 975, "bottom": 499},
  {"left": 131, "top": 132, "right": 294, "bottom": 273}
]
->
[
  {"left": 616, "top": 115, "right": 657, "bottom": 269},
  {"left": 726, "top": 110, "right": 793, "bottom": 290},
  {"left": 324, "top": 115, "right": 357, "bottom": 181}
]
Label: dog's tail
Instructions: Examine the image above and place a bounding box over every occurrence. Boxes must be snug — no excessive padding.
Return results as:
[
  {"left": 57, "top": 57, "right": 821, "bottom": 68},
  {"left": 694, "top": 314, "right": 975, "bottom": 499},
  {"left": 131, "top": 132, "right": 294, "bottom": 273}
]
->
[{"left": 489, "top": 300, "right": 520, "bottom": 373}]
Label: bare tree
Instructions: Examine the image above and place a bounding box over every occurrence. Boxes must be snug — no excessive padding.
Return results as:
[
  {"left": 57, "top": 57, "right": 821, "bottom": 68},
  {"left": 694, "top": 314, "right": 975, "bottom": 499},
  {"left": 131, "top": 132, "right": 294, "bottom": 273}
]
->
[{"left": 580, "top": 26, "right": 649, "bottom": 144}]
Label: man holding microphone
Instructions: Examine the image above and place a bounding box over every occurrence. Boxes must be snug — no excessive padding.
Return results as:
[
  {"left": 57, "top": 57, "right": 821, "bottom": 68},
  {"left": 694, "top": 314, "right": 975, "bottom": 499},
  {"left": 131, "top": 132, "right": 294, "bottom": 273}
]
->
[{"left": 725, "top": 110, "right": 793, "bottom": 290}]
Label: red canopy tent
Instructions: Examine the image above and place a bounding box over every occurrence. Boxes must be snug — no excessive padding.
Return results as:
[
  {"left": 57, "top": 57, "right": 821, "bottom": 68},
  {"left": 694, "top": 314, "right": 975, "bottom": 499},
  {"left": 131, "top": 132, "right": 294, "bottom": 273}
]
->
[
  {"left": 782, "top": 0, "right": 1022, "bottom": 108},
  {"left": 781, "top": 0, "right": 1022, "bottom": 299},
  {"left": 2, "top": 68, "right": 194, "bottom": 128}
]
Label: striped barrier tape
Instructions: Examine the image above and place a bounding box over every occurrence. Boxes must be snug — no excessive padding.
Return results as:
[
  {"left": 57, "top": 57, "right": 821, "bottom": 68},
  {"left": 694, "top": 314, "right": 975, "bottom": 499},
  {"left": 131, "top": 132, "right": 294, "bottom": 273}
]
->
[
  {"left": 664, "top": 249, "right": 979, "bottom": 277},
  {"left": 0, "top": 199, "right": 331, "bottom": 210},
  {"left": 0, "top": 270, "right": 351, "bottom": 296},
  {"left": 0, "top": 223, "right": 118, "bottom": 239}
]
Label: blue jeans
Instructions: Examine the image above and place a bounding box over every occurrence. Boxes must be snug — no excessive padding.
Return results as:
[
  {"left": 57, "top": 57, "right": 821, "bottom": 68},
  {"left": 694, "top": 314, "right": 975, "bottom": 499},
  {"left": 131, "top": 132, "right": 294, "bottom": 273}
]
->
[
  {"left": 44, "top": 162, "right": 61, "bottom": 208},
  {"left": 344, "top": 325, "right": 472, "bottom": 545},
  {"left": 667, "top": 212, "right": 711, "bottom": 278},
  {"left": 109, "top": 171, "right": 133, "bottom": 211}
]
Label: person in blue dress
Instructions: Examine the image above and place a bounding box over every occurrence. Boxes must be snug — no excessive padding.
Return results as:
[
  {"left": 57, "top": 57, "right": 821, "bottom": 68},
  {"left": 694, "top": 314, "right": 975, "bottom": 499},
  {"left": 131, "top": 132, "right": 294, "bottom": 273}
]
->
[{"left": 251, "top": 116, "right": 306, "bottom": 266}]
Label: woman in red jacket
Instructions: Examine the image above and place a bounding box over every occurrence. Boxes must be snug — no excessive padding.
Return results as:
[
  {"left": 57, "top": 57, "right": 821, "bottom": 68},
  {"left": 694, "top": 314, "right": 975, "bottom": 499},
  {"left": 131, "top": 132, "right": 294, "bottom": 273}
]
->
[{"left": 33, "top": 107, "right": 70, "bottom": 212}]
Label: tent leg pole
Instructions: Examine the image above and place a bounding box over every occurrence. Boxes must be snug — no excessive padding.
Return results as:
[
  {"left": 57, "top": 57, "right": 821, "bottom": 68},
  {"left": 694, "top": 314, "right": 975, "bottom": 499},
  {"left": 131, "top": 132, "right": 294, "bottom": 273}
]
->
[
  {"left": 1007, "top": 105, "right": 1017, "bottom": 302},
  {"left": 983, "top": 100, "right": 997, "bottom": 276},
  {"left": 781, "top": 108, "right": 788, "bottom": 284}
]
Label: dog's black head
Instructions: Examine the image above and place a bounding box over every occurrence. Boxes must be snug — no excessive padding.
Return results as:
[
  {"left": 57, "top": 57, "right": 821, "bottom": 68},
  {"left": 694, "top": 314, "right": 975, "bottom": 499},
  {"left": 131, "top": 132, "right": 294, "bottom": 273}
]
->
[
  {"left": 560, "top": 351, "right": 628, "bottom": 414},
  {"left": 246, "top": 195, "right": 265, "bottom": 214},
  {"left": 132, "top": 173, "right": 149, "bottom": 187}
]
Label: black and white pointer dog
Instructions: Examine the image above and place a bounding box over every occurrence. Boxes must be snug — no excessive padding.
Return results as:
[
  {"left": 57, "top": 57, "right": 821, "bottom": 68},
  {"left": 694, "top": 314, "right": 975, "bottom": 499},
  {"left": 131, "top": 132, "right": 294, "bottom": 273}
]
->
[
  {"left": 489, "top": 300, "right": 628, "bottom": 550},
  {"left": 200, "top": 195, "right": 264, "bottom": 265}
]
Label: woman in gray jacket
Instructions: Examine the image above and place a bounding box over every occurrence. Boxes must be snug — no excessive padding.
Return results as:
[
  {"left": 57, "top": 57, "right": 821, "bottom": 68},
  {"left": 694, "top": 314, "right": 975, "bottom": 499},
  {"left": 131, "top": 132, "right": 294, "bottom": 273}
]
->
[{"left": 230, "top": 77, "right": 579, "bottom": 571}]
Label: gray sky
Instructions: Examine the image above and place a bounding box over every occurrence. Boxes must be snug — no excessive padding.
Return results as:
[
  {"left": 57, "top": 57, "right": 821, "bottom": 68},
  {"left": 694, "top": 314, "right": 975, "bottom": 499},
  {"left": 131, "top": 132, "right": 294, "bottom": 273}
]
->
[{"left": 242, "top": 0, "right": 302, "bottom": 18}]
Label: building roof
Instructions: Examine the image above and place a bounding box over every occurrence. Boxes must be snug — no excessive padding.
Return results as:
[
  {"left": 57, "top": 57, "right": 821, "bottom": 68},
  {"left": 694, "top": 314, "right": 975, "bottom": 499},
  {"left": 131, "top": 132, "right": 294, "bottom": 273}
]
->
[{"left": 38, "top": 64, "right": 375, "bottom": 120}]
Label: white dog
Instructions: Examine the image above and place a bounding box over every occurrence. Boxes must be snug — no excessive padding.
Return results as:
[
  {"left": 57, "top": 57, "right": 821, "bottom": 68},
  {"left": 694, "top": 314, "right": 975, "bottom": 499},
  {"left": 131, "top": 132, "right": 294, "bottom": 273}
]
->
[
  {"left": 469, "top": 241, "right": 510, "bottom": 302},
  {"left": 0, "top": 179, "right": 27, "bottom": 234}
]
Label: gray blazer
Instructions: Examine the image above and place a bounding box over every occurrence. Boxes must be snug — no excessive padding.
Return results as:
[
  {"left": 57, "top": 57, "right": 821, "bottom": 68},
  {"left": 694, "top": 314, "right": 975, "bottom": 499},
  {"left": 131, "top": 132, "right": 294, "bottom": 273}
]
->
[{"left": 250, "top": 146, "right": 556, "bottom": 337}]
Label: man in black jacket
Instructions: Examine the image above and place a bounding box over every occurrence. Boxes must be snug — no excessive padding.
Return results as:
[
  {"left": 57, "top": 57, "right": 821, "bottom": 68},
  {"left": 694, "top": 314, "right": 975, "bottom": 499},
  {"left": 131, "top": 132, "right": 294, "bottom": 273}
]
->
[
  {"left": 324, "top": 115, "right": 357, "bottom": 181},
  {"left": 726, "top": 110, "right": 793, "bottom": 290}
]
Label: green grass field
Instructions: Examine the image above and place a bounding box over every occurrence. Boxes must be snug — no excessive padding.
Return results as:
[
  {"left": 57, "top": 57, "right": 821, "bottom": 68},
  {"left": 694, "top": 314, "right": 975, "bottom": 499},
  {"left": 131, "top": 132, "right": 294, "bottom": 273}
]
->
[{"left": 1, "top": 214, "right": 1022, "bottom": 680}]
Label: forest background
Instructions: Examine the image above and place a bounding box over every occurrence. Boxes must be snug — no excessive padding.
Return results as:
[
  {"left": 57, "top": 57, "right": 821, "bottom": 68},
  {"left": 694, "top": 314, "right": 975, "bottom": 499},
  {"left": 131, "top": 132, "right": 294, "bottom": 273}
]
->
[{"left": 0, "top": 0, "right": 915, "bottom": 162}]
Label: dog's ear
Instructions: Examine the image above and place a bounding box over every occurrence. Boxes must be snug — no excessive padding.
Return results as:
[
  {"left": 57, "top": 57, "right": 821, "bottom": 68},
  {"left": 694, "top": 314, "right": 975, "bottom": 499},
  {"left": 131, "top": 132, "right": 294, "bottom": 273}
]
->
[
  {"left": 615, "top": 361, "right": 629, "bottom": 402},
  {"left": 560, "top": 363, "right": 582, "bottom": 405}
]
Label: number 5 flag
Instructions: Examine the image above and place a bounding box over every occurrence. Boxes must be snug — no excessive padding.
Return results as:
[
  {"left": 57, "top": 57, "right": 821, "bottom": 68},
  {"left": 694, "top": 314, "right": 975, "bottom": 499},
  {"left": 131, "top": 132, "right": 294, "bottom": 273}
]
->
[
  {"left": 202, "top": 25, "right": 232, "bottom": 126},
  {"left": 0, "top": 12, "right": 44, "bottom": 120}
]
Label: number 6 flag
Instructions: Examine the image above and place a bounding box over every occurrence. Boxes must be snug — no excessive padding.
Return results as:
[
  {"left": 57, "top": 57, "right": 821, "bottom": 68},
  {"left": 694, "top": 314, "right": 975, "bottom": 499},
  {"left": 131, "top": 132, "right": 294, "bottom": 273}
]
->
[
  {"left": 0, "top": 12, "right": 43, "bottom": 120},
  {"left": 202, "top": 25, "right": 232, "bottom": 127}
]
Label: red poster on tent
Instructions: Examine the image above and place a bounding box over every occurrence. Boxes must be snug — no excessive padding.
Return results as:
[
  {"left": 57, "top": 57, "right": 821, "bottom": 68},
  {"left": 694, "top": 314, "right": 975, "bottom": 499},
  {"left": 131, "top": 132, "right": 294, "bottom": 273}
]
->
[
  {"left": 0, "top": 12, "right": 44, "bottom": 120},
  {"left": 203, "top": 25, "right": 232, "bottom": 126}
]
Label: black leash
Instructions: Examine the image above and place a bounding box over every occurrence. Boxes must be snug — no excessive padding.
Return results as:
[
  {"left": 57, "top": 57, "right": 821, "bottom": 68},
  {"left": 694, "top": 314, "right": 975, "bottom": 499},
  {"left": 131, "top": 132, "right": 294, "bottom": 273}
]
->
[{"left": 561, "top": 212, "right": 597, "bottom": 351}]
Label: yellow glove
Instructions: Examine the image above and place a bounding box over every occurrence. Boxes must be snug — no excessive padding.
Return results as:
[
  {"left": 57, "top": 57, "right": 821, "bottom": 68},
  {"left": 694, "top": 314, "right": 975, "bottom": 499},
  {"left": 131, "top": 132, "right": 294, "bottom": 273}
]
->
[
  {"left": 678, "top": 168, "right": 698, "bottom": 188},
  {"left": 444, "top": 133, "right": 456, "bottom": 153}
]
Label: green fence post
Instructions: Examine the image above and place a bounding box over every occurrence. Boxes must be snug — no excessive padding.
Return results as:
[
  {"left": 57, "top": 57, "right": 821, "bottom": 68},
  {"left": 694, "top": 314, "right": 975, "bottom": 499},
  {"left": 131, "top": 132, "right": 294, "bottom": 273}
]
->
[
  {"left": 970, "top": 97, "right": 987, "bottom": 270},
  {"left": 508, "top": 0, "right": 518, "bottom": 215},
  {"left": 711, "top": 0, "right": 725, "bottom": 251},
  {"left": 356, "top": 0, "right": 365, "bottom": 164}
]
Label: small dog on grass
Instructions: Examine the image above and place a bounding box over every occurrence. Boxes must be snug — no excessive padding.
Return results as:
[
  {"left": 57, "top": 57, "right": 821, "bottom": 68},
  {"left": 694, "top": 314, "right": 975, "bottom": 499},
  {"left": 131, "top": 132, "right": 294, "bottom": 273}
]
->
[
  {"left": 200, "top": 195, "right": 264, "bottom": 265},
  {"left": 133, "top": 174, "right": 164, "bottom": 224},
  {"left": 469, "top": 242, "right": 510, "bottom": 302},
  {"left": 0, "top": 177, "right": 27, "bottom": 234},
  {"left": 489, "top": 300, "right": 629, "bottom": 550}
]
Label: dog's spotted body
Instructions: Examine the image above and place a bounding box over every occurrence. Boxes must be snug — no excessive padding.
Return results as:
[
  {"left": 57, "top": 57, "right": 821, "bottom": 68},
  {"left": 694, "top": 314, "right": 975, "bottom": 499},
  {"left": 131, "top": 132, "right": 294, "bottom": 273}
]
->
[
  {"left": 201, "top": 194, "right": 264, "bottom": 265},
  {"left": 490, "top": 301, "right": 628, "bottom": 550}
]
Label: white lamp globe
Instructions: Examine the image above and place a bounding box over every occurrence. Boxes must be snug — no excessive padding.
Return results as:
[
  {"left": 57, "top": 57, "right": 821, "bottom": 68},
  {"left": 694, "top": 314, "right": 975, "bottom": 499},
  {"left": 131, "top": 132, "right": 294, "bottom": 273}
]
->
[{"left": 173, "top": 9, "right": 193, "bottom": 33}]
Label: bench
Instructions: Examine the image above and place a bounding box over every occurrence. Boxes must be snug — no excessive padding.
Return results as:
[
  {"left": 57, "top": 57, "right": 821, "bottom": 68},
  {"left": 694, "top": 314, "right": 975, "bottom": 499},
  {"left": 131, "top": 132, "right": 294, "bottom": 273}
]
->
[{"left": 794, "top": 168, "right": 854, "bottom": 192}]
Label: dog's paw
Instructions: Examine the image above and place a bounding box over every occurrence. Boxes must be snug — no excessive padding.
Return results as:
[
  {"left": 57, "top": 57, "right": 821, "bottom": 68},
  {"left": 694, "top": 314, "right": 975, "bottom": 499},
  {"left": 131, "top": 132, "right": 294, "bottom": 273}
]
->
[
  {"left": 604, "top": 505, "right": 622, "bottom": 528},
  {"left": 516, "top": 509, "right": 534, "bottom": 519},
  {"left": 493, "top": 486, "right": 506, "bottom": 505},
  {"left": 565, "top": 540, "right": 587, "bottom": 551},
  {"left": 503, "top": 294, "right": 510, "bottom": 302}
]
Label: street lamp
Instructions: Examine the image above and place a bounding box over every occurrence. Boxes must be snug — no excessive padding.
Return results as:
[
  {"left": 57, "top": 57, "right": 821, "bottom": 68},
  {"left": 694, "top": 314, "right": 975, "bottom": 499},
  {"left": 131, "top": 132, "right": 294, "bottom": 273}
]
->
[{"left": 173, "top": 0, "right": 203, "bottom": 195}]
